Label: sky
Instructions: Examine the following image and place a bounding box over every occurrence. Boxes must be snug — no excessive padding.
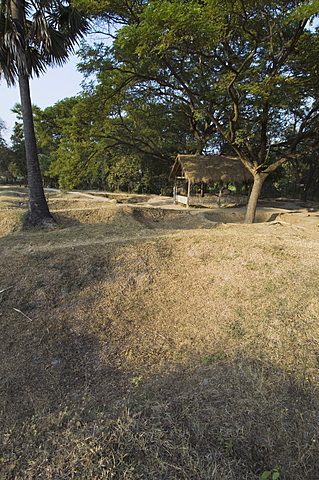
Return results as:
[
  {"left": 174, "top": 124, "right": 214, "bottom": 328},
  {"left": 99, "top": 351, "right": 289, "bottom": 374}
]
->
[{"left": 0, "top": 54, "right": 84, "bottom": 143}]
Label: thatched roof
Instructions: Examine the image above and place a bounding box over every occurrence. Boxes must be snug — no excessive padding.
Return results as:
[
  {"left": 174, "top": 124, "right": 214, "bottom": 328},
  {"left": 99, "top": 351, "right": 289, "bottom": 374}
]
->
[{"left": 169, "top": 154, "right": 253, "bottom": 184}]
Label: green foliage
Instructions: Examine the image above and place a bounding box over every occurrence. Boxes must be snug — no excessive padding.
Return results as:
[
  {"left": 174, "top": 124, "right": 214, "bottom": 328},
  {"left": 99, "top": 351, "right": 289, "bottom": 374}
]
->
[
  {"left": 292, "top": 0, "right": 319, "bottom": 19},
  {"left": 118, "top": 0, "right": 228, "bottom": 56},
  {"left": 274, "top": 154, "right": 319, "bottom": 201},
  {"left": 10, "top": 109, "right": 27, "bottom": 180},
  {"left": 10, "top": 103, "right": 59, "bottom": 183},
  {"left": 35, "top": 67, "right": 189, "bottom": 191},
  {"left": 76, "top": 0, "right": 319, "bottom": 175},
  {"left": 131, "top": 375, "right": 143, "bottom": 388},
  {"left": 260, "top": 467, "right": 280, "bottom": 480},
  {"left": 95, "top": 0, "right": 319, "bottom": 220},
  {"left": 0, "top": 120, "right": 15, "bottom": 183}
]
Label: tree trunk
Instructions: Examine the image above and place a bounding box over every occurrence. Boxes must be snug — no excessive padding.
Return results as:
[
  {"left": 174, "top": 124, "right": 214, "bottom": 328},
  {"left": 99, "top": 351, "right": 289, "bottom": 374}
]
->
[
  {"left": 245, "top": 172, "right": 268, "bottom": 223},
  {"left": 18, "top": 72, "right": 55, "bottom": 227},
  {"left": 10, "top": 0, "right": 54, "bottom": 227},
  {"left": 300, "top": 162, "right": 317, "bottom": 202}
]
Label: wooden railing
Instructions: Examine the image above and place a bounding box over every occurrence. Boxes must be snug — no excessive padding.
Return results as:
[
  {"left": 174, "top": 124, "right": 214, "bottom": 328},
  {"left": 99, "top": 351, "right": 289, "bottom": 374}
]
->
[{"left": 173, "top": 193, "right": 248, "bottom": 206}]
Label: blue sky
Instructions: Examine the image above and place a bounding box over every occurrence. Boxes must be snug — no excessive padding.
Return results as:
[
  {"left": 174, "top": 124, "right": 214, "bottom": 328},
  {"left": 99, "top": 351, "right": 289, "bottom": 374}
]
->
[{"left": 0, "top": 54, "right": 84, "bottom": 143}]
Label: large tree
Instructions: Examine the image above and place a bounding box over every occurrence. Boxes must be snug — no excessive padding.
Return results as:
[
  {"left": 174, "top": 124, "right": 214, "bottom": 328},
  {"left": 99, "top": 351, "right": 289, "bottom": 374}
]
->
[
  {"left": 76, "top": 0, "right": 319, "bottom": 222},
  {"left": 0, "top": 0, "right": 88, "bottom": 226}
]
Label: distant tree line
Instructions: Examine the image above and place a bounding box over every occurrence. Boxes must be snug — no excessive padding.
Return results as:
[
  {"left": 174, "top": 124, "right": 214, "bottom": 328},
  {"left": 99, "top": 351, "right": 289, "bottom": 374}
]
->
[{"left": 1, "top": 99, "right": 318, "bottom": 202}]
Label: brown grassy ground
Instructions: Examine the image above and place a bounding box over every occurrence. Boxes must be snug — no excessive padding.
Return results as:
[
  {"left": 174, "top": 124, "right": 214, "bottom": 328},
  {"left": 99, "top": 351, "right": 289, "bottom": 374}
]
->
[{"left": 1, "top": 185, "right": 319, "bottom": 479}]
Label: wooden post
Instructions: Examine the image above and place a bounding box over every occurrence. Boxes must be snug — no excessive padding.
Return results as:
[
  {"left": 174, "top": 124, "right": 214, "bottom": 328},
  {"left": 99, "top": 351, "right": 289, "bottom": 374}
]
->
[{"left": 187, "top": 180, "right": 191, "bottom": 207}]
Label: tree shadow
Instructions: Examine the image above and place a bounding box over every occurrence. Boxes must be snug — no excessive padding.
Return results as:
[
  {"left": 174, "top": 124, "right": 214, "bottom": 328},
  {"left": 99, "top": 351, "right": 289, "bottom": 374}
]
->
[
  {"left": 1, "top": 320, "right": 318, "bottom": 479},
  {"left": 0, "top": 186, "right": 28, "bottom": 198},
  {"left": 266, "top": 213, "right": 281, "bottom": 222},
  {"left": 50, "top": 212, "right": 83, "bottom": 227}
]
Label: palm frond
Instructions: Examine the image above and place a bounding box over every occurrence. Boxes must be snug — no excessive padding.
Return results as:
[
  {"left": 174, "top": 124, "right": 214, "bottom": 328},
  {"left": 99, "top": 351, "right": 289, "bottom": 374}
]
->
[
  {"left": 27, "top": 11, "right": 52, "bottom": 48},
  {"left": 26, "top": 46, "right": 47, "bottom": 76},
  {"left": 0, "top": 0, "right": 89, "bottom": 84},
  {"left": 0, "top": 29, "right": 25, "bottom": 84}
]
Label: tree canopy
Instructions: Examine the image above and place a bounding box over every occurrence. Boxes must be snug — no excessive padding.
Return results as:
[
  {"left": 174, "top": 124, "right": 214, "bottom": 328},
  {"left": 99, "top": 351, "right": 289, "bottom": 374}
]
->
[{"left": 70, "top": 0, "right": 319, "bottom": 221}]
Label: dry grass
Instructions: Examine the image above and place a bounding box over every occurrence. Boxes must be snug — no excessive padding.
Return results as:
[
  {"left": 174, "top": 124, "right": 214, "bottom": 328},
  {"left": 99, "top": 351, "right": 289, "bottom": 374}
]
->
[{"left": 1, "top": 186, "right": 319, "bottom": 479}]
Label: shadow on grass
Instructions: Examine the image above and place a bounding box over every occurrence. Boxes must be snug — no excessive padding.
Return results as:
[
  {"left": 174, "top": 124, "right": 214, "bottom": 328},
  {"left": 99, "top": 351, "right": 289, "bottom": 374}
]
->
[
  {"left": 266, "top": 213, "right": 281, "bottom": 222},
  {"left": 0, "top": 322, "right": 318, "bottom": 479},
  {"left": 0, "top": 186, "right": 28, "bottom": 207},
  {"left": 0, "top": 186, "right": 28, "bottom": 197},
  {"left": 51, "top": 212, "right": 83, "bottom": 227}
]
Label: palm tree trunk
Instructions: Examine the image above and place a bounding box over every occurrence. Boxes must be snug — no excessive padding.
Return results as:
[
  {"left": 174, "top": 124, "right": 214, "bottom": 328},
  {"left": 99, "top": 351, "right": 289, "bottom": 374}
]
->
[
  {"left": 10, "top": 0, "right": 54, "bottom": 227},
  {"left": 18, "top": 72, "right": 55, "bottom": 226}
]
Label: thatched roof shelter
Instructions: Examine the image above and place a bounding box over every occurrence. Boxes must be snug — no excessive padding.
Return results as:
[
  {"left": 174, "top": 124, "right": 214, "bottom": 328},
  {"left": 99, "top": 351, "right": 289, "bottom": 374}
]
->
[{"left": 169, "top": 154, "right": 253, "bottom": 184}]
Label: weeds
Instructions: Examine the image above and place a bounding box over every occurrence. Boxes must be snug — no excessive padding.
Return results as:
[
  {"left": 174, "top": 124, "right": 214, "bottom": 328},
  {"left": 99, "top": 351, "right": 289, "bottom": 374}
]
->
[
  {"left": 202, "top": 353, "right": 225, "bottom": 363},
  {"left": 260, "top": 467, "right": 280, "bottom": 480},
  {"left": 131, "top": 375, "right": 143, "bottom": 388}
]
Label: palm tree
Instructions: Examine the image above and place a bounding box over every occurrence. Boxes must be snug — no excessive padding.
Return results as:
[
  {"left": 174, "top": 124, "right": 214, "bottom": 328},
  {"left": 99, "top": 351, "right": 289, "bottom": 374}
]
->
[{"left": 0, "top": 0, "right": 88, "bottom": 226}]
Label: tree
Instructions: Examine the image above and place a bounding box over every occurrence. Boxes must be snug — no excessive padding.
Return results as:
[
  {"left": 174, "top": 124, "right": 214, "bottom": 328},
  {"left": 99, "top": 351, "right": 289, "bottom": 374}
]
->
[
  {"left": 0, "top": 0, "right": 88, "bottom": 226},
  {"left": 0, "top": 118, "right": 15, "bottom": 182},
  {"left": 76, "top": 0, "right": 319, "bottom": 222},
  {"left": 34, "top": 74, "right": 192, "bottom": 191}
]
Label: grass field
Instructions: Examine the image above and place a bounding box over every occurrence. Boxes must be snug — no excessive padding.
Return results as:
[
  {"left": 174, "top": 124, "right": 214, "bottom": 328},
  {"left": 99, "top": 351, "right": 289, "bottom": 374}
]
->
[{"left": 1, "top": 186, "right": 319, "bottom": 479}]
